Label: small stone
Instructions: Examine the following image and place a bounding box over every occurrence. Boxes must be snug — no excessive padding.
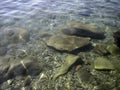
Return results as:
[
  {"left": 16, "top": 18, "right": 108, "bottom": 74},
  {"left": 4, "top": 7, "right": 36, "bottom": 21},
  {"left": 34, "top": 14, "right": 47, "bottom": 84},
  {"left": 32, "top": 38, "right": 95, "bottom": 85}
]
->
[
  {"left": 7, "top": 79, "right": 13, "bottom": 85},
  {"left": 45, "top": 34, "right": 90, "bottom": 52},
  {"left": 94, "top": 57, "right": 114, "bottom": 70},
  {"left": 39, "top": 73, "right": 48, "bottom": 80}
]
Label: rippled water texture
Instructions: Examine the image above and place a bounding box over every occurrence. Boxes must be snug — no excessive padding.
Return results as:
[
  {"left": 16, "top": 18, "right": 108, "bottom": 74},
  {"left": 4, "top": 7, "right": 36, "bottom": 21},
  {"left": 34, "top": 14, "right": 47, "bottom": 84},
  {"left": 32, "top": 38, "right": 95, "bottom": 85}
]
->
[
  {"left": 0, "top": 0, "right": 120, "bottom": 89},
  {"left": 0, "top": 0, "right": 120, "bottom": 30}
]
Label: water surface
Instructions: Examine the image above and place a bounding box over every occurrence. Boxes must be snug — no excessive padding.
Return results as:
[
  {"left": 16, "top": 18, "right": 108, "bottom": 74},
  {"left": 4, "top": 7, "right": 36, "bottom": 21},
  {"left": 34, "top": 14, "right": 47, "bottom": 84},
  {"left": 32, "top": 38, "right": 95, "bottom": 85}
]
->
[{"left": 0, "top": 0, "right": 120, "bottom": 30}]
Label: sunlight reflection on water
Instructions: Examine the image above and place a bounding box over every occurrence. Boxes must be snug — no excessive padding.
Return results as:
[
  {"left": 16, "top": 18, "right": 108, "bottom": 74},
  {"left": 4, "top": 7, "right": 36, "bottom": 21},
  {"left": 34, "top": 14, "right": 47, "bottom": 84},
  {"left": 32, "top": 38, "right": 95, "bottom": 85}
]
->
[{"left": 0, "top": 0, "right": 119, "bottom": 29}]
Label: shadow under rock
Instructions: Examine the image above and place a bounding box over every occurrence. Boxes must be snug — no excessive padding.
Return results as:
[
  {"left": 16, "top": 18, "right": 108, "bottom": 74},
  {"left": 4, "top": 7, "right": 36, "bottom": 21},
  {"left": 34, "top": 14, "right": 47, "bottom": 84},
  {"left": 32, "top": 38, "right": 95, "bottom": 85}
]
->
[
  {"left": 48, "top": 43, "right": 94, "bottom": 55},
  {"left": 62, "top": 28, "right": 106, "bottom": 40}
]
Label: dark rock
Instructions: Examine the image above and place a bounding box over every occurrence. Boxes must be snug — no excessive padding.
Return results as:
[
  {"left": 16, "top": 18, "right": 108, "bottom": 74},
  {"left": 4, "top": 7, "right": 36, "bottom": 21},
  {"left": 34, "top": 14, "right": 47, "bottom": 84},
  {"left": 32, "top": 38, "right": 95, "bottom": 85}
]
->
[
  {"left": 62, "top": 27, "right": 105, "bottom": 40},
  {"left": 24, "top": 60, "right": 42, "bottom": 76},
  {"left": 7, "top": 59, "right": 42, "bottom": 77},
  {"left": 6, "top": 61, "right": 27, "bottom": 78},
  {"left": 113, "top": 31, "right": 120, "bottom": 48},
  {"left": 0, "top": 57, "right": 42, "bottom": 84}
]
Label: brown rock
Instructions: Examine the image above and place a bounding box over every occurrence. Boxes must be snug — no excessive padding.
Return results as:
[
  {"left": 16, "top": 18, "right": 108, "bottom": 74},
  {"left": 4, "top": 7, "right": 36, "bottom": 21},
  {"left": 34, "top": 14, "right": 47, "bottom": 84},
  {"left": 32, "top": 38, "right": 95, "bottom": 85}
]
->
[{"left": 45, "top": 34, "right": 90, "bottom": 52}]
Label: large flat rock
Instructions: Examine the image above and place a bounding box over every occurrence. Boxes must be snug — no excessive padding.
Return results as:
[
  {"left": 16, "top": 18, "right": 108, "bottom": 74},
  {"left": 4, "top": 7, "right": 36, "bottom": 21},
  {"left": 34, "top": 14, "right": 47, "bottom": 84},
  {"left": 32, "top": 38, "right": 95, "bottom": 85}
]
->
[{"left": 45, "top": 34, "right": 90, "bottom": 52}]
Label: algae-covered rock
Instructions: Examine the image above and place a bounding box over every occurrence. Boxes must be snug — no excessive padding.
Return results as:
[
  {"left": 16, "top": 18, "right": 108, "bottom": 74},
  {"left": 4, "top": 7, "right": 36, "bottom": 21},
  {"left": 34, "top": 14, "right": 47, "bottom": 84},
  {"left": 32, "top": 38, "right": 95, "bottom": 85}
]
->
[
  {"left": 53, "top": 54, "right": 80, "bottom": 79},
  {"left": 45, "top": 35, "right": 90, "bottom": 52},
  {"left": 94, "top": 57, "right": 114, "bottom": 70}
]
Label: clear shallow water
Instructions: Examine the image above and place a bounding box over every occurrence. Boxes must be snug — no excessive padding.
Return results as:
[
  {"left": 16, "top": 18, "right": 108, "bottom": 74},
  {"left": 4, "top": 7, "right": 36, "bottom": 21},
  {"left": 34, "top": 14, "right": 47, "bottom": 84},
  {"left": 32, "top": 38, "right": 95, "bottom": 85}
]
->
[
  {"left": 0, "top": 0, "right": 120, "bottom": 31},
  {"left": 0, "top": 0, "right": 120, "bottom": 89}
]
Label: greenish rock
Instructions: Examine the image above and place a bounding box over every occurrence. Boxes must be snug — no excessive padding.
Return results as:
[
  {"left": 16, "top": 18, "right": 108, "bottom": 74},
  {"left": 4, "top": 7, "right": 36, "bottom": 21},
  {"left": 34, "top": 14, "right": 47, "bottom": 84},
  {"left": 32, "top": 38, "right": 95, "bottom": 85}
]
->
[
  {"left": 94, "top": 57, "right": 114, "bottom": 70},
  {"left": 23, "top": 75, "right": 32, "bottom": 86},
  {"left": 107, "top": 44, "right": 120, "bottom": 55},
  {"left": 53, "top": 54, "right": 80, "bottom": 79},
  {"left": 45, "top": 34, "right": 90, "bottom": 52}
]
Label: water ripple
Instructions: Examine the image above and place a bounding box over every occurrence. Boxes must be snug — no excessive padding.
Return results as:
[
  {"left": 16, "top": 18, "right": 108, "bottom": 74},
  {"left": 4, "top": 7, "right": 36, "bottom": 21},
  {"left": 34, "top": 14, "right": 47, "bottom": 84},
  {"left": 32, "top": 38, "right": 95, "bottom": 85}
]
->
[{"left": 0, "top": 0, "right": 120, "bottom": 28}]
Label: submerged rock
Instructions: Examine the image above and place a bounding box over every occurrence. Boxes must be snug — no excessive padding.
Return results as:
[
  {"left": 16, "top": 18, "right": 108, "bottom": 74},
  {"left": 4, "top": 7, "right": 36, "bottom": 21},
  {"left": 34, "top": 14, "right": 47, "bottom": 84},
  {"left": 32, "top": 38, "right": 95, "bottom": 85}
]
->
[
  {"left": 62, "top": 27, "right": 105, "bottom": 40},
  {"left": 94, "top": 57, "right": 114, "bottom": 70},
  {"left": 65, "top": 22, "right": 97, "bottom": 31},
  {"left": 53, "top": 54, "right": 80, "bottom": 79},
  {"left": 77, "top": 68, "right": 92, "bottom": 84},
  {"left": 93, "top": 44, "right": 110, "bottom": 56},
  {"left": 45, "top": 35, "right": 90, "bottom": 52},
  {"left": 0, "top": 27, "right": 30, "bottom": 43},
  {"left": 0, "top": 57, "right": 42, "bottom": 84},
  {"left": 77, "top": 67, "right": 94, "bottom": 90},
  {"left": 113, "top": 31, "right": 120, "bottom": 48},
  {"left": 61, "top": 22, "right": 105, "bottom": 39}
]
